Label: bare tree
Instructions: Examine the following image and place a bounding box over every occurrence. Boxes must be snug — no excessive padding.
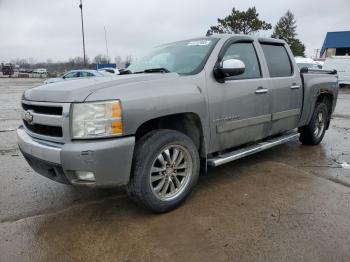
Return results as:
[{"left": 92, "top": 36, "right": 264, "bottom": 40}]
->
[{"left": 93, "top": 54, "right": 109, "bottom": 64}]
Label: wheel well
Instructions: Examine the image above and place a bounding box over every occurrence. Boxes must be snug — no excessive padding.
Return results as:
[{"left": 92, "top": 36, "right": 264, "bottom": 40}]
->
[
  {"left": 135, "top": 113, "right": 206, "bottom": 156},
  {"left": 317, "top": 93, "right": 333, "bottom": 114},
  {"left": 317, "top": 93, "right": 333, "bottom": 129}
]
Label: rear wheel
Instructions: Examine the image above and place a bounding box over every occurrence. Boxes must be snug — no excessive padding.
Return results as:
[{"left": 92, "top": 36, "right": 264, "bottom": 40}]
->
[
  {"left": 299, "top": 102, "right": 329, "bottom": 145},
  {"left": 127, "top": 130, "right": 200, "bottom": 213}
]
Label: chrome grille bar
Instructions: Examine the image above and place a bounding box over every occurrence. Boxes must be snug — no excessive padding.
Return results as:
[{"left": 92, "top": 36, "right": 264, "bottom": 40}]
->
[{"left": 21, "top": 100, "right": 70, "bottom": 143}]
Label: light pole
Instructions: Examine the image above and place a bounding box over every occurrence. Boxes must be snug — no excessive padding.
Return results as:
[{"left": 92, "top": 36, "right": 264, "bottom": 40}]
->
[
  {"left": 104, "top": 26, "right": 110, "bottom": 63},
  {"left": 79, "top": 0, "right": 87, "bottom": 67}
]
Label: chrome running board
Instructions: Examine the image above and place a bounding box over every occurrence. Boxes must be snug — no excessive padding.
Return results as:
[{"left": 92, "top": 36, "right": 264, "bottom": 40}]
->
[{"left": 207, "top": 131, "right": 299, "bottom": 167}]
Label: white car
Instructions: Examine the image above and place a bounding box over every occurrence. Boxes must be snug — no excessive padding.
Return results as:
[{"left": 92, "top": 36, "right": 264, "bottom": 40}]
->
[
  {"left": 44, "top": 70, "right": 108, "bottom": 84},
  {"left": 98, "top": 67, "right": 120, "bottom": 75},
  {"left": 323, "top": 56, "right": 350, "bottom": 87},
  {"left": 295, "top": 57, "right": 322, "bottom": 70},
  {"left": 33, "top": 68, "right": 48, "bottom": 74}
]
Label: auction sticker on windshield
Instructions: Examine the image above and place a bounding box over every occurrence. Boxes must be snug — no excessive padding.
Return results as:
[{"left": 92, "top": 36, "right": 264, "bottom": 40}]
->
[{"left": 187, "top": 40, "right": 212, "bottom": 46}]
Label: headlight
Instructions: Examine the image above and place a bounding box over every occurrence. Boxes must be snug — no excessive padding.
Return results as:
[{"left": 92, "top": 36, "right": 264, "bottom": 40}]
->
[{"left": 71, "top": 100, "right": 123, "bottom": 139}]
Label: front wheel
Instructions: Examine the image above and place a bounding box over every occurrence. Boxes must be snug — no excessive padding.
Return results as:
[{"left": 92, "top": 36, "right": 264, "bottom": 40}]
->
[
  {"left": 127, "top": 130, "right": 200, "bottom": 213},
  {"left": 299, "top": 102, "right": 329, "bottom": 145}
]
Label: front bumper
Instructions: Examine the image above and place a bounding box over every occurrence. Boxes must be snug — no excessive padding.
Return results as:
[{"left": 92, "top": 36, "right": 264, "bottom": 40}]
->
[{"left": 17, "top": 126, "right": 135, "bottom": 187}]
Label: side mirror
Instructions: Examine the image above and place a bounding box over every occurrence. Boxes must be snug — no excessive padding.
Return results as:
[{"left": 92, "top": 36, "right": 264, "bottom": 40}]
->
[{"left": 214, "top": 59, "right": 246, "bottom": 80}]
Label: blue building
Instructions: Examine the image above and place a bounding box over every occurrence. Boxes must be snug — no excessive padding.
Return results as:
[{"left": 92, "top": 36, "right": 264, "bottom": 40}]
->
[{"left": 321, "top": 31, "right": 350, "bottom": 58}]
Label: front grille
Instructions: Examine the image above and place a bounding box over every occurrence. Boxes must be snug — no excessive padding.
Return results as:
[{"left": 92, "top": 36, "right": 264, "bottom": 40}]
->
[
  {"left": 21, "top": 101, "right": 68, "bottom": 141},
  {"left": 22, "top": 103, "right": 62, "bottom": 115},
  {"left": 24, "top": 121, "right": 63, "bottom": 137}
]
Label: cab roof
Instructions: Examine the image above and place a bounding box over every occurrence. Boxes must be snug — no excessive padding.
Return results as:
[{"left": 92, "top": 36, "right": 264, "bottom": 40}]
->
[{"left": 206, "top": 34, "right": 286, "bottom": 45}]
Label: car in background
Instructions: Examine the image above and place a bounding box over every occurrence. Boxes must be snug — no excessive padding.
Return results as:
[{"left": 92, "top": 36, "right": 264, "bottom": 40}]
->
[
  {"left": 98, "top": 67, "right": 120, "bottom": 75},
  {"left": 315, "top": 60, "right": 324, "bottom": 68},
  {"left": 33, "top": 68, "right": 48, "bottom": 74},
  {"left": 295, "top": 57, "right": 322, "bottom": 70},
  {"left": 323, "top": 56, "right": 350, "bottom": 87},
  {"left": 44, "top": 70, "right": 108, "bottom": 84},
  {"left": 1, "top": 64, "right": 14, "bottom": 76}
]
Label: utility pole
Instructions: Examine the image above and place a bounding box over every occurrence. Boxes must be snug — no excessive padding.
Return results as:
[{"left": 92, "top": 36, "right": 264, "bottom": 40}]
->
[
  {"left": 79, "top": 0, "right": 87, "bottom": 67},
  {"left": 104, "top": 26, "right": 110, "bottom": 63},
  {"left": 314, "top": 49, "right": 320, "bottom": 59}
]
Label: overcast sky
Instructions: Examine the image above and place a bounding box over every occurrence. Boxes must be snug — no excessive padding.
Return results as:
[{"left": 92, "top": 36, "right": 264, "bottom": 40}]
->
[{"left": 0, "top": 0, "right": 349, "bottom": 63}]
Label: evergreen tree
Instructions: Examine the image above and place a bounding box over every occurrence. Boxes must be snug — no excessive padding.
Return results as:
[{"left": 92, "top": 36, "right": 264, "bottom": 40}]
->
[
  {"left": 207, "top": 7, "right": 272, "bottom": 36},
  {"left": 271, "top": 11, "right": 306, "bottom": 56}
]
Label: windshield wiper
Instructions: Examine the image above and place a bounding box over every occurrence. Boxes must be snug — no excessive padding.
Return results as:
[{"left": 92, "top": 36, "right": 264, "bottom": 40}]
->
[{"left": 134, "top": 68, "right": 171, "bottom": 74}]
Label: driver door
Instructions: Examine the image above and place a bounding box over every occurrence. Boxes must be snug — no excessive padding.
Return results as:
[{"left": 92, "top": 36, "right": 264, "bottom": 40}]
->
[{"left": 207, "top": 40, "right": 272, "bottom": 152}]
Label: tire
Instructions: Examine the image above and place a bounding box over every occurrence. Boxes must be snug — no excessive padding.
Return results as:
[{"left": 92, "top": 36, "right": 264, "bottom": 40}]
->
[
  {"left": 299, "top": 102, "right": 329, "bottom": 145},
  {"left": 127, "top": 129, "right": 200, "bottom": 213}
]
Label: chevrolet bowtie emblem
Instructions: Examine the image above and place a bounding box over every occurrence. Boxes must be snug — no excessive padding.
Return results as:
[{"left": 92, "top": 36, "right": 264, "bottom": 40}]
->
[{"left": 24, "top": 111, "right": 34, "bottom": 124}]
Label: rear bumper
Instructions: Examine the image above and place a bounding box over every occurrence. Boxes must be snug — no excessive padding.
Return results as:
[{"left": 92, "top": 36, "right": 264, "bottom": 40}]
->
[{"left": 17, "top": 126, "right": 135, "bottom": 187}]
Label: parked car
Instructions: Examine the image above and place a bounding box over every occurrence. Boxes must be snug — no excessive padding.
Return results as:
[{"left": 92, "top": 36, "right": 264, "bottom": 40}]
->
[
  {"left": 33, "top": 68, "right": 48, "bottom": 74},
  {"left": 323, "top": 56, "right": 350, "bottom": 87},
  {"left": 98, "top": 67, "right": 120, "bottom": 75},
  {"left": 2, "top": 64, "right": 14, "bottom": 76},
  {"left": 295, "top": 57, "right": 322, "bottom": 70},
  {"left": 44, "top": 70, "right": 108, "bottom": 84},
  {"left": 315, "top": 60, "right": 325, "bottom": 68},
  {"left": 18, "top": 35, "right": 338, "bottom": 213}
]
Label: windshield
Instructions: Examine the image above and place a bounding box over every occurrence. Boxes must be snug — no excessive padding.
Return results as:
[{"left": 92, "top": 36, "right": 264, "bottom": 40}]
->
[{"left": 127, "top": 38, "right": 219, "bottom": 75}]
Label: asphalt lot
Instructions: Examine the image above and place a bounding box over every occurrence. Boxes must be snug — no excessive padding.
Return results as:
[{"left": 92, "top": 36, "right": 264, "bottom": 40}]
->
[{"left": 0, "top": 78, "right": 350, "bottom": 262}]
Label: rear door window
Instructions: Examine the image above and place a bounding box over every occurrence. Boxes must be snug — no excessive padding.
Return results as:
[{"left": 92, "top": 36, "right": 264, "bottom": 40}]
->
[
  {"left": 261, "top": 44, "right": 293, "bottom": 77},
  {"left": 80, "top": 71, "right": 94, "bottom": 77}
]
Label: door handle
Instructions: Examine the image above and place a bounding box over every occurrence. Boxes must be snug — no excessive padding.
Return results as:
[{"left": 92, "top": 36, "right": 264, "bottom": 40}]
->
[
  {"left": 290, "top": 85, "right": 301, "bottom": 90},
  {"left": 255, "top": 87, "right": 268, "bottom": 94}
]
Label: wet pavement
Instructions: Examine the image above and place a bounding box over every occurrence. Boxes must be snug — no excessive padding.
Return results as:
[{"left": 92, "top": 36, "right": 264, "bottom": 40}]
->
[{"left": 0, "top": 78, "right": 349, "bottom": 262}]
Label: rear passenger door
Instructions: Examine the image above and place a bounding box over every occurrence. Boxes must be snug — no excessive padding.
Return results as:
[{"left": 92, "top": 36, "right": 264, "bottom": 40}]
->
[{"left": 260, "top": 43, "right": 303, "bottom": 135}]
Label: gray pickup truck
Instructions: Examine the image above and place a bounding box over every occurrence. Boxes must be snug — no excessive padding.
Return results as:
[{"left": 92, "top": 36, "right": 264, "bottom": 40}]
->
[{"left": 18, "top": 35, "right": 338, "bottom": 212}]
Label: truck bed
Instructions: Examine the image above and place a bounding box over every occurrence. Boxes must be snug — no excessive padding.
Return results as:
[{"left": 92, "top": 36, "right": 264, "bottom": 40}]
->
[{"left": 299, "top": 68, "right": 339, "bottom": 127}]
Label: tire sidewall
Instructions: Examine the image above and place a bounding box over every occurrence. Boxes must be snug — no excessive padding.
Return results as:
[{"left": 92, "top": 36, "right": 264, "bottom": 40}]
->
[
  {"left": 309, "top": 103, "right": 328, "bottom": 144},
  {"left": 134, "top": 130, "right": 200, "bottom": 212}
]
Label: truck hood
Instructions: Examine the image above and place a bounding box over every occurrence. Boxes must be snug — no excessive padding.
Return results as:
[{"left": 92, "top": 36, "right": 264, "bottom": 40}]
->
[{"left": 23, "top": 74, "right": 180, "bottom": 103}]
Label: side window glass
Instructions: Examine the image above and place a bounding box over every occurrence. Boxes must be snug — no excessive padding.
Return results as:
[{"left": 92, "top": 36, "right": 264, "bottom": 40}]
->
[
  {"left": 80, "top": 72, "right": 94, "bottom": 77},
  {"left": 261, "top": 44, "right": 293, "bottom": 77},
  {"left": 64, "top": 72, "right": 74, "bottom": 78},
  {"left": 222, "top": 42, "right": 261, "bottom": 80}
]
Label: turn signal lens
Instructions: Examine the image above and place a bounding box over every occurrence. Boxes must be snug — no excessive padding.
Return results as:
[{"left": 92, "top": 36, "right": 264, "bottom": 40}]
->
[
  {"left": 112, "top": 102, "right": 122, "bottom": 118},
  {"left": 111, "top": 101, "right": 123, "bottom": 135},
  {"left": 111, "top": 121, "right": 123, "bottom": 134}
]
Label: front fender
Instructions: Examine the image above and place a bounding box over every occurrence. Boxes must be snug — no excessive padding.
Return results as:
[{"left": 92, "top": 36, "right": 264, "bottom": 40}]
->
[{"left": 86, "top": 74, "right": 209, "bottom": 147}]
